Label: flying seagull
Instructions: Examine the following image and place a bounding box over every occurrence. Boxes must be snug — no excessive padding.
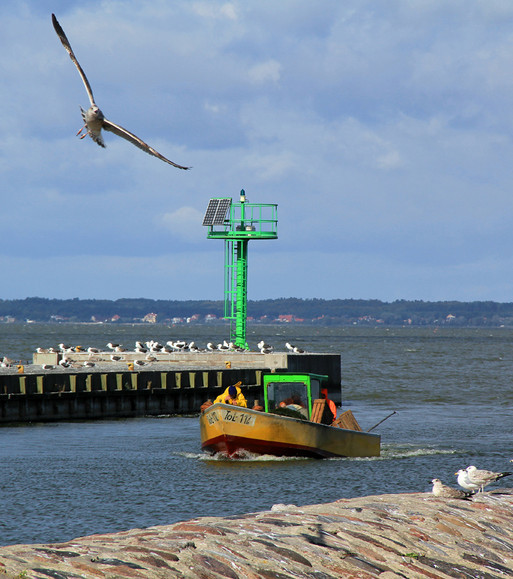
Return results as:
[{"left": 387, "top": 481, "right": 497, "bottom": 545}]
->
[{"left": 52, "top": 14, "right": 190, "bottom": 169}]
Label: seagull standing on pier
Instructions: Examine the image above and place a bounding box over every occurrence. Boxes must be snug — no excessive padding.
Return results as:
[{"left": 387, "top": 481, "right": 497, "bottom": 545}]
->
[
  {"left": 52, "top": 14, "right": 190, "bottom": 169},
  {"left": 107, "top": 343, "right": 121, "bottom": 351},
  {"left": 258, "top": 340, "right": 273, "bottom": 354}
]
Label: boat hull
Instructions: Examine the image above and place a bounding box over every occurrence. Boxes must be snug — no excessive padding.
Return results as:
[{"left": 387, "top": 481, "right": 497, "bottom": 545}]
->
[{"left": 200, "top": 404, "right": 380, "bottom": 458}]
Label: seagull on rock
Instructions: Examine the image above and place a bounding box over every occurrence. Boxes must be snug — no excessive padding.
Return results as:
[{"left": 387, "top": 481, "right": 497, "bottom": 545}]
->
[
  {"left": 465, "top": 465, "right": 512, "bottom": 493},
  {"left": 431, "top": 479, "right": 472, "bottom": 499},
  {"left": 52, "top": 14, "right": 190, "bottom": 170},
  {"left": 455, "top": 469, "right": 479, "bottom": 493}
]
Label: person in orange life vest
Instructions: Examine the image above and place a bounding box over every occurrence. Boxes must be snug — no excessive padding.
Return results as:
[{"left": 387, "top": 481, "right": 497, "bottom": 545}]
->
[
  {"left": 321, "top": 388, "right": 337, "bottom": 422},
  {"left": 214, "top": 383, "right": 247, "bottom": 407}
]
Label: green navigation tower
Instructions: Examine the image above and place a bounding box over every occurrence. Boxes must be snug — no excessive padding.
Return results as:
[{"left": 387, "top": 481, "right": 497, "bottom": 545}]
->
[{"left": 202, "top": 190, "right": 278, "bottom": 349}]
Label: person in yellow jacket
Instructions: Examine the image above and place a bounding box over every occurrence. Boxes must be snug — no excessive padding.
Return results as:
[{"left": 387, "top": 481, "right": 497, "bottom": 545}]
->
[{"left": 214, "top": 383, "right": 247, "bottom": 407}]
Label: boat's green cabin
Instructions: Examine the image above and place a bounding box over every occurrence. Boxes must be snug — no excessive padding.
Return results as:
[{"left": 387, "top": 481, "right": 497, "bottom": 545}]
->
[{"left": 263, "top": 372, "right": 328, "bottom": 419}]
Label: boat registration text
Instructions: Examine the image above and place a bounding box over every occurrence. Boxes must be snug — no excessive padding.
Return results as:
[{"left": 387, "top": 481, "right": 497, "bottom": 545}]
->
[{"left": 207, "top": 409, "right": 256, "bottom": 427}]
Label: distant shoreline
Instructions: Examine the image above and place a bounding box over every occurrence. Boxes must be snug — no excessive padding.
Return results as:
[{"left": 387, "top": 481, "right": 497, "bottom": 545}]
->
[{"left": 1, "top": 297, "right": 513, "bottom": 326}]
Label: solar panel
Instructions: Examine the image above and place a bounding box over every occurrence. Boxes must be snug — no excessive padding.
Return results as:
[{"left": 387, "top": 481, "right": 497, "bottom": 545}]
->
[{"left": 202, "top": 198, "right": 231, "bottom": 226}]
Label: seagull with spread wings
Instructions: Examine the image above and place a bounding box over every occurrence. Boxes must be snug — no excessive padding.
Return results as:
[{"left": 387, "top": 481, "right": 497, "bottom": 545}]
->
[{"left": 52, "top": 14, "right": 190, "bottom": 169}]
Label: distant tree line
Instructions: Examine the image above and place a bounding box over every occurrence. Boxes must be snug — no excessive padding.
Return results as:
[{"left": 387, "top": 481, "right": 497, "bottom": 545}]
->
[{"left": 1, "top": 297, "right": 513, "bottom": 326}]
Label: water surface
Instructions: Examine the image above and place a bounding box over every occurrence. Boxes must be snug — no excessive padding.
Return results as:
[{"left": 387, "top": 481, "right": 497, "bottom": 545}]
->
[{"left": 1, "top": 324, "right": 512, "bottom": 545}]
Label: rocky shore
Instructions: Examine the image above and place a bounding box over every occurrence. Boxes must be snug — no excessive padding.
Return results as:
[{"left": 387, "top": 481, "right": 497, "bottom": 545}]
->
[{"left": 1, "top": 489, "right": 512, "bottom": 578}]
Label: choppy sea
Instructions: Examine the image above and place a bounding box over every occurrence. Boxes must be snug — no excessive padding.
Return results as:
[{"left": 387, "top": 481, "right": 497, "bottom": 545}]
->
[{"left": 1, "top": 323, "right": 512, "bottom": 546}]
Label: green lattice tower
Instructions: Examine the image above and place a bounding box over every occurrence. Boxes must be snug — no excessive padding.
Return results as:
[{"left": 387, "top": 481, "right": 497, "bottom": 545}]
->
[{"left": 202, "top": 191, "right": 278, "bottom": 349}]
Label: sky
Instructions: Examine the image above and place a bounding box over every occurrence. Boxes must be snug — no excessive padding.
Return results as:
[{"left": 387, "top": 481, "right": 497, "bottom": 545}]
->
[{"left": 2, "top": 0, "right": 513, "bottom": 302}]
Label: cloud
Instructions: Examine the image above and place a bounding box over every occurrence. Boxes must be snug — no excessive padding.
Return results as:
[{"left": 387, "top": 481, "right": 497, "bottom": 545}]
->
[
  {"left": 1, "top": 1, "right": 513, "bottom": 301},
  {"left": 159, "top": 207, "right": 205, "bottom": 243},
  {"left": 248, "top": 60, "right": 282, "bottom": 85},
  {"left": 192, "top": 2, "right": 238, "bottom": 21}
]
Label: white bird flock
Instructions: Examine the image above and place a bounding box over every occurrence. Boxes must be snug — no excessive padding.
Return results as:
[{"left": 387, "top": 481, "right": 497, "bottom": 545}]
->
[{"left": 29, "top": 339, "right": 307, "bottom": 371}]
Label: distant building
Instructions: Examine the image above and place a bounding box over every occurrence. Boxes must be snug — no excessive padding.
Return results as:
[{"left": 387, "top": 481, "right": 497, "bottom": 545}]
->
[
  {"left": 278, "top": 314, "right": 294, "bottom": 323},
  {"left": 50, "top": 315, "right": 67, "bottom": 322},
  {"left": 277, "top": 314, "right": 304, "bottom": 323},
  {"left": 1, "top": 316, "right": 16, "bottom": 323},
  {"left": 142, "top": 312, "right": 157, "bottom": 323}
]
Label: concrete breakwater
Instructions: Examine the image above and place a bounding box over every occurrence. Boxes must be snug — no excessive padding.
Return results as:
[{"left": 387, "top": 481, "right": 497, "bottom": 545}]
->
[
  {"left": 0, "top": 489, "right": 512, "bottom": 578},
  {"left": 0, "top": 352, "right": 340, "bottom": 423}
]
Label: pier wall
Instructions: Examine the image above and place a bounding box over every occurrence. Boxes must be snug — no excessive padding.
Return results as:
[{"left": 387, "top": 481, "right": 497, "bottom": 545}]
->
[
  {"left": 1, "top": 489, "right": 512, "bottom": 577},
  {"left": 0, "top": 352, "right": 340, "bottom": 423}
]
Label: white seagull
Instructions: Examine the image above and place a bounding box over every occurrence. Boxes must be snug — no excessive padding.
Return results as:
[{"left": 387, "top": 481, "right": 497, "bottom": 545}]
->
[
  {"left": 465, "top": 465, "right": 512, "bottom": 493},
  {"left": 258, "top": 340, "right": 273, "bottom": 354},
  {"left": 455, "top": 469, "right": 479, "bottom": 493},
  {"left": 431, "top": 479, "right": 472, "bottom": 499},
  {"left": 52, "top": 14, "right": 190, "bottom": 170}
]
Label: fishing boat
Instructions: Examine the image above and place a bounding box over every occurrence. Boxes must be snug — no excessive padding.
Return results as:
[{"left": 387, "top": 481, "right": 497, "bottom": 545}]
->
[{"left": 200, "top": 372, "right": 381, "bottom": 458}]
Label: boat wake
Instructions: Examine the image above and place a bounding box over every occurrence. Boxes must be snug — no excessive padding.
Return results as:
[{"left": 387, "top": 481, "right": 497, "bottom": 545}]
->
[
  {"left": 179, "top": 445, "right": 462, "bottom": 462},
  {"left": 373, "top": 444, "right": 464, "bottom": 460},
  {"left": 318, "top": 445, "right": 464, "bottom": 462},
  {"left": 178, "top": 451, "right": 310, "bottom": 462},
  {"left": 202, "top": 450, "right": 309, "bottom": 462}
]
